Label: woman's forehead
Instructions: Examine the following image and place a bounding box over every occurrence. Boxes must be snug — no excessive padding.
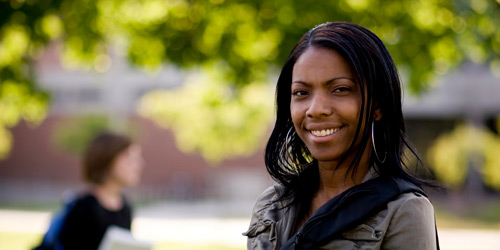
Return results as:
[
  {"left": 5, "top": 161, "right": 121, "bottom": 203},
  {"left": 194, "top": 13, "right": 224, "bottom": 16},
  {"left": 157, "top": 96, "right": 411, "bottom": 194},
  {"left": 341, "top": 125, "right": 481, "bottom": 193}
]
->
[{"left": 292, "top": 47, "right": 355, "bottom": 82}]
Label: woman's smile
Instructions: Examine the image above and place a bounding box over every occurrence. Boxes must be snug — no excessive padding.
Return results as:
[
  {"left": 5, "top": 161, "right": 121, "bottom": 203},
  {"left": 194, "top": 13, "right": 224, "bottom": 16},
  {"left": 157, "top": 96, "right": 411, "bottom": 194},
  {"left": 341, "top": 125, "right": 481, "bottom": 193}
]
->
[
  {"left": 306, "top": 125, "right": 344, "bottom": 143},
  {"left": 310, "top": 127, "right": 340, "bottom": 137}
]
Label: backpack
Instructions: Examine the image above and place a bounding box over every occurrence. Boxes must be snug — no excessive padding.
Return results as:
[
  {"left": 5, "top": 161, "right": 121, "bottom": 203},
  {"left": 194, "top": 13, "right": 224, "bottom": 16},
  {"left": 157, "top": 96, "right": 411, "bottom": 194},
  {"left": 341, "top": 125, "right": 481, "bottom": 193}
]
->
[{"left": 32, "top": 195, "right": 77, "bottom": 250}]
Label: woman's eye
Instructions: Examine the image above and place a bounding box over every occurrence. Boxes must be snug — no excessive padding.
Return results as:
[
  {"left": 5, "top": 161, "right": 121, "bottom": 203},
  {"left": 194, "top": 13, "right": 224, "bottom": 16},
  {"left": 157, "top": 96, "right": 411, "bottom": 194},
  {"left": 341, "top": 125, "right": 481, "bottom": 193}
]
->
[
  {"left": 333, "top": 87, "right": 350, "bottom": 93},
  {"left": 292, "top": 90, "right": 308, "bottom": 96}
]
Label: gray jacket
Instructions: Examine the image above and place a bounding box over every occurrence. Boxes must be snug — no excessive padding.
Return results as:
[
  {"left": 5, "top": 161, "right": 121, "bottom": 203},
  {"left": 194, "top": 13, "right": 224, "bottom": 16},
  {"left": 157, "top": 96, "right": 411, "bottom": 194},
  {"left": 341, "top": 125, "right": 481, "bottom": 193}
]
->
[{"left": 244, "top": 170, "right": 437, "bottom": 249}]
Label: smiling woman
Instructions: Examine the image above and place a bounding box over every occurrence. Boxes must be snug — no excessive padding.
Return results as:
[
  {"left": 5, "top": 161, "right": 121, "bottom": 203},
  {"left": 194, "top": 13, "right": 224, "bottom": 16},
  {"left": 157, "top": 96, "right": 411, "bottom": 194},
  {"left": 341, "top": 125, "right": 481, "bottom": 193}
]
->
[{"left": 244, "top": 22, "right": 439, "bottom": 250}]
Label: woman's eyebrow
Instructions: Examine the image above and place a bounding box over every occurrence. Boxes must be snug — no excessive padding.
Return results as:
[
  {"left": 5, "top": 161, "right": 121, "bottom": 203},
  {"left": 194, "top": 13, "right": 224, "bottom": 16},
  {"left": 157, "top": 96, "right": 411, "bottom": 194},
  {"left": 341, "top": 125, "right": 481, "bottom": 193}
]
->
[
  {"left": 292, "top": 76, "right": 355, "bottom": 86},
  {"left": 291, "top": 80, "right": 311, "bottom": 87}
]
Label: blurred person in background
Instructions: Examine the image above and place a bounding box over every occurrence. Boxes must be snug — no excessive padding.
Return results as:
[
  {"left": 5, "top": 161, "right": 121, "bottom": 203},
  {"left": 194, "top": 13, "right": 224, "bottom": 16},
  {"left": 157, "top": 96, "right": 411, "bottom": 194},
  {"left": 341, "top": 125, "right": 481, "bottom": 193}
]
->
[
  {"left": 244, "top": 22, "right": 439, "bottom": 249},
  {"left": 33, "top": 132, "right": 144, "bottom": 250}
]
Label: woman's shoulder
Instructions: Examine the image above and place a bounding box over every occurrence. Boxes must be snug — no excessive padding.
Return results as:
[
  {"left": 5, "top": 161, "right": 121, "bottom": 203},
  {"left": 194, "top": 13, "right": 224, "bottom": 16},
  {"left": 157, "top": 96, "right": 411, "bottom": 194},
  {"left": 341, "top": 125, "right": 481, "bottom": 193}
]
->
[
  {"left": 73, "top": 192, "right": 97, "bottom": 205},
  {"left": 63, "top": 191, "right": 105, "bottom": 216},
  {"left": 346, "top": 188, "right": 435, "bottom": 238},
  {"left": 248, "top": 183, "right": 295, "bottom": 225},
  {"left": 256, "top": 185, "right": 282, "bottom": 203},
  {"left": 251, "top": 185, "right": 284, "bottom": 215},
  {"left": 387, "top": 191, "right": 434, "bottom": 215},
  {"left": 245, "top": 184, "right": 295, "bottom": 249},
  {"left": 383, "top": 191, "right": 436, "bottom": 239},
  {"left": 324, "top": 191, "right": 437, "bottom": 249},
  {"left": 378, "top": 191, "right": 438, "bottom": 248}
]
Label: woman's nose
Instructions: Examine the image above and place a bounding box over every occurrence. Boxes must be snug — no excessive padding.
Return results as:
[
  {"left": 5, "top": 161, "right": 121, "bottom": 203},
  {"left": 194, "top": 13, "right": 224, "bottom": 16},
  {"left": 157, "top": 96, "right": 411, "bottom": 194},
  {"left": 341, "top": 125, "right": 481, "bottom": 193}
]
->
[{"left": 306, "top": 93, "right": 332, "bottom": 118}]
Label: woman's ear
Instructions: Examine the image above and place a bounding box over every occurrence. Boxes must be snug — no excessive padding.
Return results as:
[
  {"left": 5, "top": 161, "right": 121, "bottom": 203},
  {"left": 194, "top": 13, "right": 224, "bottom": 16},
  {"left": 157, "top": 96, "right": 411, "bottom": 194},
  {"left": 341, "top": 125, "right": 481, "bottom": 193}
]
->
[{"left": 373, "top": 102, "right": 382, "bottom": 121}]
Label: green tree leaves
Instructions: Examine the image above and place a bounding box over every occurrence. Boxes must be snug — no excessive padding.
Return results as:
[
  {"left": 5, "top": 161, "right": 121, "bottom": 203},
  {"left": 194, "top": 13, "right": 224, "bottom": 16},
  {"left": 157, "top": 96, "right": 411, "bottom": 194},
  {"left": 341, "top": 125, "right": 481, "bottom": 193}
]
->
[
  {"left": 1, "top": 0, "right": 499, "bottom": 162},
  {"left": 138, "top": 71, "right": 273, "bottom": 162}
]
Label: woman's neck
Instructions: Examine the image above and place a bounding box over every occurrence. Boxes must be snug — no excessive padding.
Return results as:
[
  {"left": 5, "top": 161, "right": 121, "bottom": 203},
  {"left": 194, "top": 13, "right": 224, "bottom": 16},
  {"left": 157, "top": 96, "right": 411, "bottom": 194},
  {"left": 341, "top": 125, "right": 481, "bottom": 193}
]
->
[
  {"left": 91, "top": 181, "right": 124, "bottom": 211},
  {"left": 316, "top": 144, "right": 372, "bottom": 203},
  {"left": 316, "top": 161, "right": 369, "bottom": 199}
]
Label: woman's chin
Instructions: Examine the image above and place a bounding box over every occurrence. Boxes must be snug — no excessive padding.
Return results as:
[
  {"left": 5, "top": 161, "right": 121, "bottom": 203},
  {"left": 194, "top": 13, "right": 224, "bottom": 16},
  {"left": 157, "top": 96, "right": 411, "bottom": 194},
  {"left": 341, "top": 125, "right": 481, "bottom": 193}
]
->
[{"left": 310, "top": 153, "right": 342, "bottom": 163}]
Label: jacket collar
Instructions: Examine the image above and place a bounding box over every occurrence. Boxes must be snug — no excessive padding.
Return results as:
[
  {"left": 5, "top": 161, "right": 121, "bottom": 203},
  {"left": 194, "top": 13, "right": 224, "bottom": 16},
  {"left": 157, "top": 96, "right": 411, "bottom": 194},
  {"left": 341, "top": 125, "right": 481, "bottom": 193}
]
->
[{"left": 274, "top": 166, "right": 379, "bottom": 249}]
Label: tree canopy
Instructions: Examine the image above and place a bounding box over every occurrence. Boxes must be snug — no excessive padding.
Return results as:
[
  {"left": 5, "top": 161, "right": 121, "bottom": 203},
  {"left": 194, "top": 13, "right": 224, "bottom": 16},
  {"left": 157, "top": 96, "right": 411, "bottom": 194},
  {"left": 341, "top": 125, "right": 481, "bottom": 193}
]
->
[{"left": 1, "top": 0, "right": 499, "bottom": 162}]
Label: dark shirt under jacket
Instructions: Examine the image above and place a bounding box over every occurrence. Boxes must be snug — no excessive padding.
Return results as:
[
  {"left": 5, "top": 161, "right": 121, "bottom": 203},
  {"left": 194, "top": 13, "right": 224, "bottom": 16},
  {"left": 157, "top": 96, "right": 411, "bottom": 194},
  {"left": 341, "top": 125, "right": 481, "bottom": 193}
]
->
[{"left": 59, "top": 193, "right": 132, "bottom": 250}]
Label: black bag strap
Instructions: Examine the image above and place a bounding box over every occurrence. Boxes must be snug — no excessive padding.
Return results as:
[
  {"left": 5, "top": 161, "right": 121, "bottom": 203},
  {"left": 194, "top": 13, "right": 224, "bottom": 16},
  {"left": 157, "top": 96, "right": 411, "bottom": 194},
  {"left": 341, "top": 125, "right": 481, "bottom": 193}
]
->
[{"left": 280, "top": 176, "right": 437, "bottom": 250}]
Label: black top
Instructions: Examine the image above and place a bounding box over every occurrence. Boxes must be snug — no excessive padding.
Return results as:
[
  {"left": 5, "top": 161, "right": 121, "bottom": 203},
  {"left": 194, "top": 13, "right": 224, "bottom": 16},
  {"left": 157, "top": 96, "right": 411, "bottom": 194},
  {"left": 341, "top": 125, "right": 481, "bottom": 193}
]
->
[{"left": 59, "top": 193, "right": 132, "bottom": 250}]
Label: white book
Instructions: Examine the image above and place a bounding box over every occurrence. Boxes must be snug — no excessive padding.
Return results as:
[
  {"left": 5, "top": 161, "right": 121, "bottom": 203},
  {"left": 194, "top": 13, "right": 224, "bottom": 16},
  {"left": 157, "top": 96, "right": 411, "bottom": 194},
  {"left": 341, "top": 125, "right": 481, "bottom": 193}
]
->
[{"left": 98, "top": 225, "right": 153, "bottom": 250}]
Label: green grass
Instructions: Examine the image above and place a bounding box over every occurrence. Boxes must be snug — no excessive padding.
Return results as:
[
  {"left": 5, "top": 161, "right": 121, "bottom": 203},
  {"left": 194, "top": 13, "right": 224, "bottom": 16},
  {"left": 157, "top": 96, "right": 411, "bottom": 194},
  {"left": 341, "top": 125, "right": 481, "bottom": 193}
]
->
[
  {"left": 0, "top": 232, "right": 42, "bottom": 250},
  {"left": 434, "top": 200, "right": 500, "bottom": 230},
  {"left": 0, "top": 201, "right": 60, "bottom": 212},
  {"left": 0, "top": 232, "right": 245, "bottom": 250}
]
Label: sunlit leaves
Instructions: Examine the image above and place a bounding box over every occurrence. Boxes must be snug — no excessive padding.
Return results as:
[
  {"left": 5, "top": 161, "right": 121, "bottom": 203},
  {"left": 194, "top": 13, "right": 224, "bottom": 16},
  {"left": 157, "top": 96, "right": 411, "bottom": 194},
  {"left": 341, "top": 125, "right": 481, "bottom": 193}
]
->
[
  {"left": 2, "top": 0, "right": 499, "bottom": 82},
  {"left": 483, "top": 138, "right": 500, "bottom": 190},
  {"left": 59, "top": 0, "right": 106, "bottom": 70},
  {"left": 61, "top": 36, "right": 108, "bottom": 71},
  {"left": 128, "top": 36, "right": 165, "bottom": 70},
  {"left": 116, "top": 0, "right": 169, "bottom": 26},
  {"left": 0, "top": 125, "right": 12, "bottom": 159},
  {"left": 53, "top": 115, "right": 110, "bottom": 154},
  {"left": 39, "top": 13, "right": 63, "bottom": 39},
  {"left": 427, "top": 124, "right": 500, "bottom": 190},
  {"left": 138, "top": 70, "right": 273, "bottom": 163},
  {"left": 428, "top": 125, "right": 475, "bottom": 188},
  {"left": 1, "top": 0, "right": 500, "bottom": 162},
  {"left": 483, "top": 118, "right": 500, "bottom": 190},
  {"left": 234, "top": 27, "right": 282, "bottom": 62},
  {"left": 0, "top": 1, "right": 53, "bottom": 160},
  {"left": 0, "top": 24, "right": 29, "bottom": 67},
  {"left": 471, "top": 0, "right": 489, "bottom": 13},
  {"left": 0, "top": 81, "right": 44, "bottom": 126},
  {"left": 345, "top": 0, "right": 371, "bottom": 11},
  {"left": 430, "top": 37, "right": 461, "bottom": 74},
  {"left": 0, "top": 81, "right": 48, "bottom": 159}
]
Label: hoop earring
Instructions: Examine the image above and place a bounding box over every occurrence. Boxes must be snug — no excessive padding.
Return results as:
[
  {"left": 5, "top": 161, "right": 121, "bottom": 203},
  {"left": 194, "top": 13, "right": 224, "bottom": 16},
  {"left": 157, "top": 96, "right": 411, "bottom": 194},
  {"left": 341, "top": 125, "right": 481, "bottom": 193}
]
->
[
  {"left": 284, "top": 126, "right": 296, "bottom": 163},
  {"left": 284, "top": 126, "right": 311, "bottom": 168},
  {"left": 371, "top": 121, "right": 387, "bottom": 163},
  {"left": 285, "top": 126, "right": 294, "bottom": 149}
]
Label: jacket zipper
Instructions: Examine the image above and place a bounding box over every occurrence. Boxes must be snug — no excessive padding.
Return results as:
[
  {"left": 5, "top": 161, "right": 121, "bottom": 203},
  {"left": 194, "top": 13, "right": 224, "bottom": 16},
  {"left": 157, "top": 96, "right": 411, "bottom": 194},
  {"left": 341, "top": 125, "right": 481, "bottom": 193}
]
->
[{"left": 294, "top": 232, "right": 302, "bottom": 250}]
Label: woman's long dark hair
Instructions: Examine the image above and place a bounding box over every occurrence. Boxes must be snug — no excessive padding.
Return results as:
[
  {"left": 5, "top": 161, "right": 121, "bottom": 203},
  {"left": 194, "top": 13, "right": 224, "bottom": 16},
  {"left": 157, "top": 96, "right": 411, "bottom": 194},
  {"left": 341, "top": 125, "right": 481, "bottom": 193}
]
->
[{"left": 265, "top": 22, "right": 430, "bottom": 207}]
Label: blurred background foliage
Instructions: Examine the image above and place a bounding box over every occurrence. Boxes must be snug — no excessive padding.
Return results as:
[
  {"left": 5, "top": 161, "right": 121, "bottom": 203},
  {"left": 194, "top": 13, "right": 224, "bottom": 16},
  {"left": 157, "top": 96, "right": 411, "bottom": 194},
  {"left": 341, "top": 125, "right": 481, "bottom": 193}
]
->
[
  {"left": 52, "top": 114, "right": 110, "bottom": 154},
  {"left": 1, "top": 0, "right": 500, "bottom": 168},
  {"left": 138, "top": 71, "right": 274, "bottom": 163},
  {"left": 428, "top": 120, "right": 500, "bottom": 190}
]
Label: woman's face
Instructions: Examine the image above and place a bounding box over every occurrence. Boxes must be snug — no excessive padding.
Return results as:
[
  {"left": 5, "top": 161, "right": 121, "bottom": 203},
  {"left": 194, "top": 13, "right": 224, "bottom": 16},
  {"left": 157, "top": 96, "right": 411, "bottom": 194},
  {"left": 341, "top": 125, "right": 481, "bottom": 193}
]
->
[
  {"left": 291, "top": 47, "right": 364, "bottom": 164},
  {"left": 108, "top": 144, "right": 144, "bottom": 187}
]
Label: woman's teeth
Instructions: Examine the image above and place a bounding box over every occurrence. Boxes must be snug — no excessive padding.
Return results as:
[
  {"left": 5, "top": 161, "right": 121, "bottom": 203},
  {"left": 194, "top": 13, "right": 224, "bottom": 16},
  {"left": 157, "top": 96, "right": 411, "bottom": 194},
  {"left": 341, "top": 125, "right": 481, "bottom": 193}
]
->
[{"left": 310, "top": 128, "right": 339, "bottom": 137}]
